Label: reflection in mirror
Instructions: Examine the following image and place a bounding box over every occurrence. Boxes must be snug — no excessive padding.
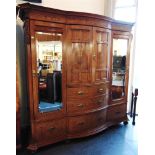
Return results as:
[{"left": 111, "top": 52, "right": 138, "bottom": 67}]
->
[
  {"left": 112, "top": 39, "right": 127, "bottom": 100},
  {"left": 35, "top": 32, "right": 63, "bottom": 113}
]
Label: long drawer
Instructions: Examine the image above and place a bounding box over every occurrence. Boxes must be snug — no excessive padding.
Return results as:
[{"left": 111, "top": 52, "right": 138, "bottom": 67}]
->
[
  {"left": 68, "top": 109, "right": 106, "bottom": 134},
  {"left": 67, "top": 83, "right": 109, "bottom": 100},
  {"left": 107, "top": 104, "right": 126, "bottom": 121},
  {"left": 67, "top": 94, "right": 108, "bottom": 113},
  {"left": 36, "top": 119, "right": 66, "bottom": 142}
]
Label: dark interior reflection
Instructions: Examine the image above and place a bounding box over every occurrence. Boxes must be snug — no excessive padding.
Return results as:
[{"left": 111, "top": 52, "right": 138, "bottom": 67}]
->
[
  {"left": 112, "top": 39, "right": 127, "bottom": 100},
  {"left": 35, "top": 32, "right": 62, "bottom": 112}
]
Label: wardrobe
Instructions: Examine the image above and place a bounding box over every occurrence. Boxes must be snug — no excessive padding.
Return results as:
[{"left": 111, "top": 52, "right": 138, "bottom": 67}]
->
[{"left": 18, "top": 3, "right": 133, "bottom": 151}]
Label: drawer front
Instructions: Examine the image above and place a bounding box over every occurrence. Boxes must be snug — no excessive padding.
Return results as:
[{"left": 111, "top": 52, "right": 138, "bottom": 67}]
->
[
  {"left": 107, "top": 104, "right": 126, "bottom": 121},
  {"left": 36, "top": 119, "right": 66, "bottom": 142},
  {"left": 67, "top": 84, "right": 109, "bottom": 100},
  {"left": 67, "top": 87, "right": 91, "bottom": 99},
  {"left": 91, "top": 84, "right": 109, "bottom": 96},
  {"left": 67, "top": 95, "right": 108, "bottom": 113},
  {"left": 67, "top": 98, "right": 91, "bottom": 113},
  {"left": 68, "top": 109, "right": 106, "bottom": 134}
]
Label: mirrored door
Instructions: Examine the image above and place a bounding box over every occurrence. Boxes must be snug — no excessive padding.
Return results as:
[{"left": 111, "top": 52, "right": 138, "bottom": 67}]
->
[
  {"left": 112, "top": 38, "right": 128, "bottom": 100},
  {"left": 35, "top": 31, "right": 63, "bottom": 113}
]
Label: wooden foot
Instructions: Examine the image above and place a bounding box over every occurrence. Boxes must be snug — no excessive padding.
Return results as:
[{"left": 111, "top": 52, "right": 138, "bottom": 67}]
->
[{"left": 65, "top": 139, "right": 71, "bottom": 144}]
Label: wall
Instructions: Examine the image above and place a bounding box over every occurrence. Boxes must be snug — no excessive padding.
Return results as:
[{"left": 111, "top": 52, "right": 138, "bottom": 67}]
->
[
  {"left": 133, "top": 1, "right": 155, "bottom": 154},
  {"left": 104, "top": 0, "right": 115, "bottom": 17},
  {"left": 16, "top": 0, "right": 105, "bottom": 15}
]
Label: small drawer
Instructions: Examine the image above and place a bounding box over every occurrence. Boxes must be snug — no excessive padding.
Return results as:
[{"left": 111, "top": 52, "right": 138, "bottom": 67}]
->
[
  {"left": 36, "top": 119, "right": 66, "bottom": 142},
  {"left": 107, "top": 104, "right": 126, "bottom": 121},
  {"left": 91, "top": 84, "right": 107, "bottom": 96},
  {"left": 67, "top": 87, "right": 90, "bottom": 99},
  {"left": 67, "top": 99, "right": 91, "bottom": 113}
]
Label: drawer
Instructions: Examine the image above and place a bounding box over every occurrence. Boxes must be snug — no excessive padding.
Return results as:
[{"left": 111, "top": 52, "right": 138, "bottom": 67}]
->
[
  {"left": 67, "top": 87, "right": 91, "bottom": 99},
  {"left": 68, "top": 109, "right": 106, "bottom": 134},
  {"left": 67, "top": 84, "right": 109, "bottom": 100},
  {"left": 67, "top": 98, "right": 91, "bottom": 113},
  {"left": 91, "top": 84, "right": 108, "bottom": 96},
  {"left": 36, "top": 119, "right": 66, "bottom": 142},
  {"left": 67, "top": 95, "right": 108, "bottom": 113},
  {"left": 107, "top": 104, "right": 126, "bottom": 121}
]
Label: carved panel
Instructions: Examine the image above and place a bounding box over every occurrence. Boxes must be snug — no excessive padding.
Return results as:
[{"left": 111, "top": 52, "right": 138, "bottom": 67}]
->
[
  {"left": 93, "top": 28, "right": 110, "bottom": 83},
  {"left": 67, "top": 25, "right": 92, "bottom": 86}
]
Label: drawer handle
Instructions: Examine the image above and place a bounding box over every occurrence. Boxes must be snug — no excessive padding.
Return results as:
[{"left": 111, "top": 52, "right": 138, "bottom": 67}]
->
[
  {"left": 48, "top": 127, "right": 55, "bottom": 131},
  {"left": 78, "top": 91, "right": 84, "bottom": 95},
  {"left": 78, "top": 122, "right": 84, "bottom": 126},
  {"left": 98, "top": 88, "right": 104, "bottom": 92},
  {"left": 77, "top": 104, "right": 84, "bottom": 108}
]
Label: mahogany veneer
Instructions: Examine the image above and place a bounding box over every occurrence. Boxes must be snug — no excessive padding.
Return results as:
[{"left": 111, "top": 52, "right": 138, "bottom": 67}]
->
[{"left": 18, "top": 3, "right": 133, "bottom": 151}]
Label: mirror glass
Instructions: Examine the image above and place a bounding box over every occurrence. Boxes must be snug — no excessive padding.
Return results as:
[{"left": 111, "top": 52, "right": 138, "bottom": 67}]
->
[
  {"left": 112, "top": 39, "right": 127, "bottom": 100},
  {"left": 35, "top": 32, "right": 63, "bottom": 113}
]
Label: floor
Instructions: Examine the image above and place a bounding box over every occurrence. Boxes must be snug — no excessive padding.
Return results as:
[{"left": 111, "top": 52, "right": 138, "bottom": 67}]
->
[{"left": 17, "top": 121, "right": 137, "bottom": 155}]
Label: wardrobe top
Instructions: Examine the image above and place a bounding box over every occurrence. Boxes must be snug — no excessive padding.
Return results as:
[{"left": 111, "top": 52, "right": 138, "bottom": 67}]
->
[{"left": 17, "top": 3, "right": 134, "bottom": 30}]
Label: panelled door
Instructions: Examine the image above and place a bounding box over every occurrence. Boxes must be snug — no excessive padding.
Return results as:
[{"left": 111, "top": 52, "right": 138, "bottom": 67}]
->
[
  {"left": 66, "top": 25, "right": 93, "bottom": 86},
  {"left": 93, "top": 27, "right": 110, "bottom": 83}
]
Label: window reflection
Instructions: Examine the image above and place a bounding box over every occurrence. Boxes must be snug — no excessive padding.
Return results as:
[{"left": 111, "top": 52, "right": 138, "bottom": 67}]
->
[
  {"left": 112, "top": 39, "right": 127, "bottom": 100},
  {"left": 35, "top": 32, "right": 63, "bottom": 113}
]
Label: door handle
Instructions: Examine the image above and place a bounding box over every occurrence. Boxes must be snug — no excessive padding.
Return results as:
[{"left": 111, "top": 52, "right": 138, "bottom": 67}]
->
[
  {"left": 78, "top": 91, "right": 84, "bottom": 95},
  {"left": 32, "top": 70, "right": 38, "bottom": 77},
  {"left": 77, "top": 104, "right": 84, "bottom": 108}
]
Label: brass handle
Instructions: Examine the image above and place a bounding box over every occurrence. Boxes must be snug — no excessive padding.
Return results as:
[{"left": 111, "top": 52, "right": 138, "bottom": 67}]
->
[
  {"left": 48, "top": 127, "right": 55, "bottom": 131},
  {"left": 98, "top": 88, "right": 104, "bottom": 92},
  {"left": 77, "top": 104, "right": 84, "bottom": 108},
  {"left": 93, "top": 54, "right": 96, "bottom": 59},
  {"left": 78, "top": 91, "right": 84, "bottom": 95}
]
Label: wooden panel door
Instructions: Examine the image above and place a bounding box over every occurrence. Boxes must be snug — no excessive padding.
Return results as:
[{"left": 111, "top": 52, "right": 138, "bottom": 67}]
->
[
  {"left": 93, "top": 27, "right": 110, "bottom": 83},
  {"left": 66, "top": 25, "right": 93, "bottom": 86}
]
